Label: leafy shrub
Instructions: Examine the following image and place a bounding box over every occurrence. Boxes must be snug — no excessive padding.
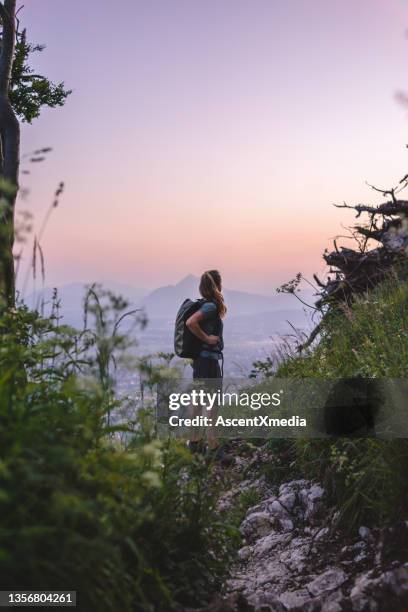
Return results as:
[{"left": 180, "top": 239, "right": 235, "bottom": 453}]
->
[{"left": 0, "top": 302, "right": 231, "bottom": 611}]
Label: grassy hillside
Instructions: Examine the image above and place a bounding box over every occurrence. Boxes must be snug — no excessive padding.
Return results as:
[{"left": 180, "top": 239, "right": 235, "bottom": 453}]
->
[
  {"left": 264, "top": 276, "right": 408, "bottom": 530},
  {"left": 277, "top": 276, "right": 408, "bottom": 379}
]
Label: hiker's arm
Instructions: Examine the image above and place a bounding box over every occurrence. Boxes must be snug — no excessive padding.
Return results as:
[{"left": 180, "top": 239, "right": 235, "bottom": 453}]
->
[{"left": 186, "top": 311, "right": 219, "bottom": 345}]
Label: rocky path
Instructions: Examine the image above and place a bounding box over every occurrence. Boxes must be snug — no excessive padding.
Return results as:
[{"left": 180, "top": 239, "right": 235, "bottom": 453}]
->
[
  {"left": 224, "top": 478, "right": 408, "bottom": 611},
  {"left": 188, "top": 444, "right": 408, "bottom": 612}
]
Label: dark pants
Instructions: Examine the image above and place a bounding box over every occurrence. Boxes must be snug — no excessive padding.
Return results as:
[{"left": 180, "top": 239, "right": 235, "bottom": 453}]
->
[
  {"left": 191, "top": 357, "right": 222, "bottom": 445},
  {"left": 192, "top": 357, "right": 222, "bottom": 379}
]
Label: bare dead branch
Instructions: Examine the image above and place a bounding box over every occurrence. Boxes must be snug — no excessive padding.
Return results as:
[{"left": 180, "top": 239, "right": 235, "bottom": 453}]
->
[
  {"left": 365, "top": 181, "right": 398, "bottom": 204},
  {"left": 297, "top": 318, "right": 325, "bottom": 352},
  {"left": 334, "top": 200, "right": 408, "bottom": 216},
  {"left": 313, "top": 274, "right": 326, "bottom": 289},
  {"left": 15, "top": 4, "right": 24, "bottom": 35}
]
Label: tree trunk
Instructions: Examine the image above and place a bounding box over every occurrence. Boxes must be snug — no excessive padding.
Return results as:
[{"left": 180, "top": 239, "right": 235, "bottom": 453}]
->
[{"left": 0, "top": 0, "right": 19, "bottom": 309}]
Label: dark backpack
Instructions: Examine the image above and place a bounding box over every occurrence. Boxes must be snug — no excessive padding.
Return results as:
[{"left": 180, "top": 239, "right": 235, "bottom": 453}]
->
[{"left": 174, "top": 298, "right": 221, "bottom": 358}]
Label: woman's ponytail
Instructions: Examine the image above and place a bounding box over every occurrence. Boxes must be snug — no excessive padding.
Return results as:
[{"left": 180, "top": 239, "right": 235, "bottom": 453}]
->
[{"left": 199, "top": 270, "right": 227, "bottom": 318}]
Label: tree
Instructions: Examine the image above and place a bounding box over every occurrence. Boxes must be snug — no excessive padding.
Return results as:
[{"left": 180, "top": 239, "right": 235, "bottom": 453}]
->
[{"left": 0, "top": 1, "right": 71, "bottom": 308}]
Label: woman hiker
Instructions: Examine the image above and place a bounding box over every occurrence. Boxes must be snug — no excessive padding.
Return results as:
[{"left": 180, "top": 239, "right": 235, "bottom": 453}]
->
[
  {"left": 186, "top": 270, "right": 231, "bottom": 462},
  {"left": 186, "top": 269, "right": 226, "bottom": 379}
]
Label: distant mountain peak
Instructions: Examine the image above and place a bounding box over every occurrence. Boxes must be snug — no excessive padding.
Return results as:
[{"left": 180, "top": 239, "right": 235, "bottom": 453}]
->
[
  {"left": 142, "top": 274, "right": 310, "bottom": 319},
  {"left": 175, "top": 274, "right": 198, "bottom": 287}
]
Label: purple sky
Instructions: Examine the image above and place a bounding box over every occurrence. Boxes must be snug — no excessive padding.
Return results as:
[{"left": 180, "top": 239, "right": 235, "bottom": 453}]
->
[{"left": 17, "top": 0, "right": 408, "bottom": 294}]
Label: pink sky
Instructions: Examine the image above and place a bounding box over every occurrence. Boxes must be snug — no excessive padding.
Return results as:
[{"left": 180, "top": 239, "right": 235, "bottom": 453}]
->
[{"left": 16, "top": 0, "right": 408, "bottom": 295}]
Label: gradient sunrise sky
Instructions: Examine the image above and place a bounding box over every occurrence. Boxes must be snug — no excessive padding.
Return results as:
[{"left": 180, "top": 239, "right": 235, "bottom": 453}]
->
[{"left": 17, "top": 0, "right": 408, "bottom": 294}]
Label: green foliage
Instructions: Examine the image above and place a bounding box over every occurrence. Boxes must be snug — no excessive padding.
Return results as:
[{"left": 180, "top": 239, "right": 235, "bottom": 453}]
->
[
  {"left": 326, "top": 439, "right": 408, "bottom": 528},
  {"left": 131, "top": 443, "right": 232, "bottom": 607},
  {"left": 277, "top": 276, "right": 408, "bottom": 379},
  {"left": 260, "top": 439, "right": 299, "bottom": 484},
  {"left": 249, "top": 354, "right": 275, "bottom": 379},
  {"left": 82, "top": 283, "right": 147, "bottom": 415},
  {"left": 10, "top": 29, "right": 71, "bottom": 123},
  {"left": 223, "top": 487, "right": 262, "bottom": 531},
  {"left": 0, "top": 295, "right": 231, "bottom": 610},
  {"left": 255, "top": 276, "right": 408, "bottom": 531},
  {"left": 288, "top": 437, "right": 408, "bottom": 532}
]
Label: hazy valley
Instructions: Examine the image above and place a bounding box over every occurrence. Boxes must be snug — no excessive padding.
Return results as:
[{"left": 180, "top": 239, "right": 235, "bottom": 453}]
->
[{"left": 26, "top": 274, "right": 313, "bottom": 381}]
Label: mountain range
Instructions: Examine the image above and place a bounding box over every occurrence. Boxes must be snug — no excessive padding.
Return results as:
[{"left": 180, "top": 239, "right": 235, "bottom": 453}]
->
[
  {"left": 24, "top": 275, "right": 314, "bottom": 376},
  {"left": 25, "top": 274, "right": 314, "bottom": 324},
  {"left": 142, "top": 274, "right": 311, "bottom": 318}
]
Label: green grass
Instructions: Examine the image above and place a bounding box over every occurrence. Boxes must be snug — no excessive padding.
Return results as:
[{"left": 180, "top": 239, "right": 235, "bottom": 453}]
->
[
  {"left": 259, "top": 276, "right": 408, "bottom": 531},
  {"left": 277, "top": 276, "right": 408, "bottom": 379},
  {"left": 222, "top": 487, "right": 262, "bottom": 530}
]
